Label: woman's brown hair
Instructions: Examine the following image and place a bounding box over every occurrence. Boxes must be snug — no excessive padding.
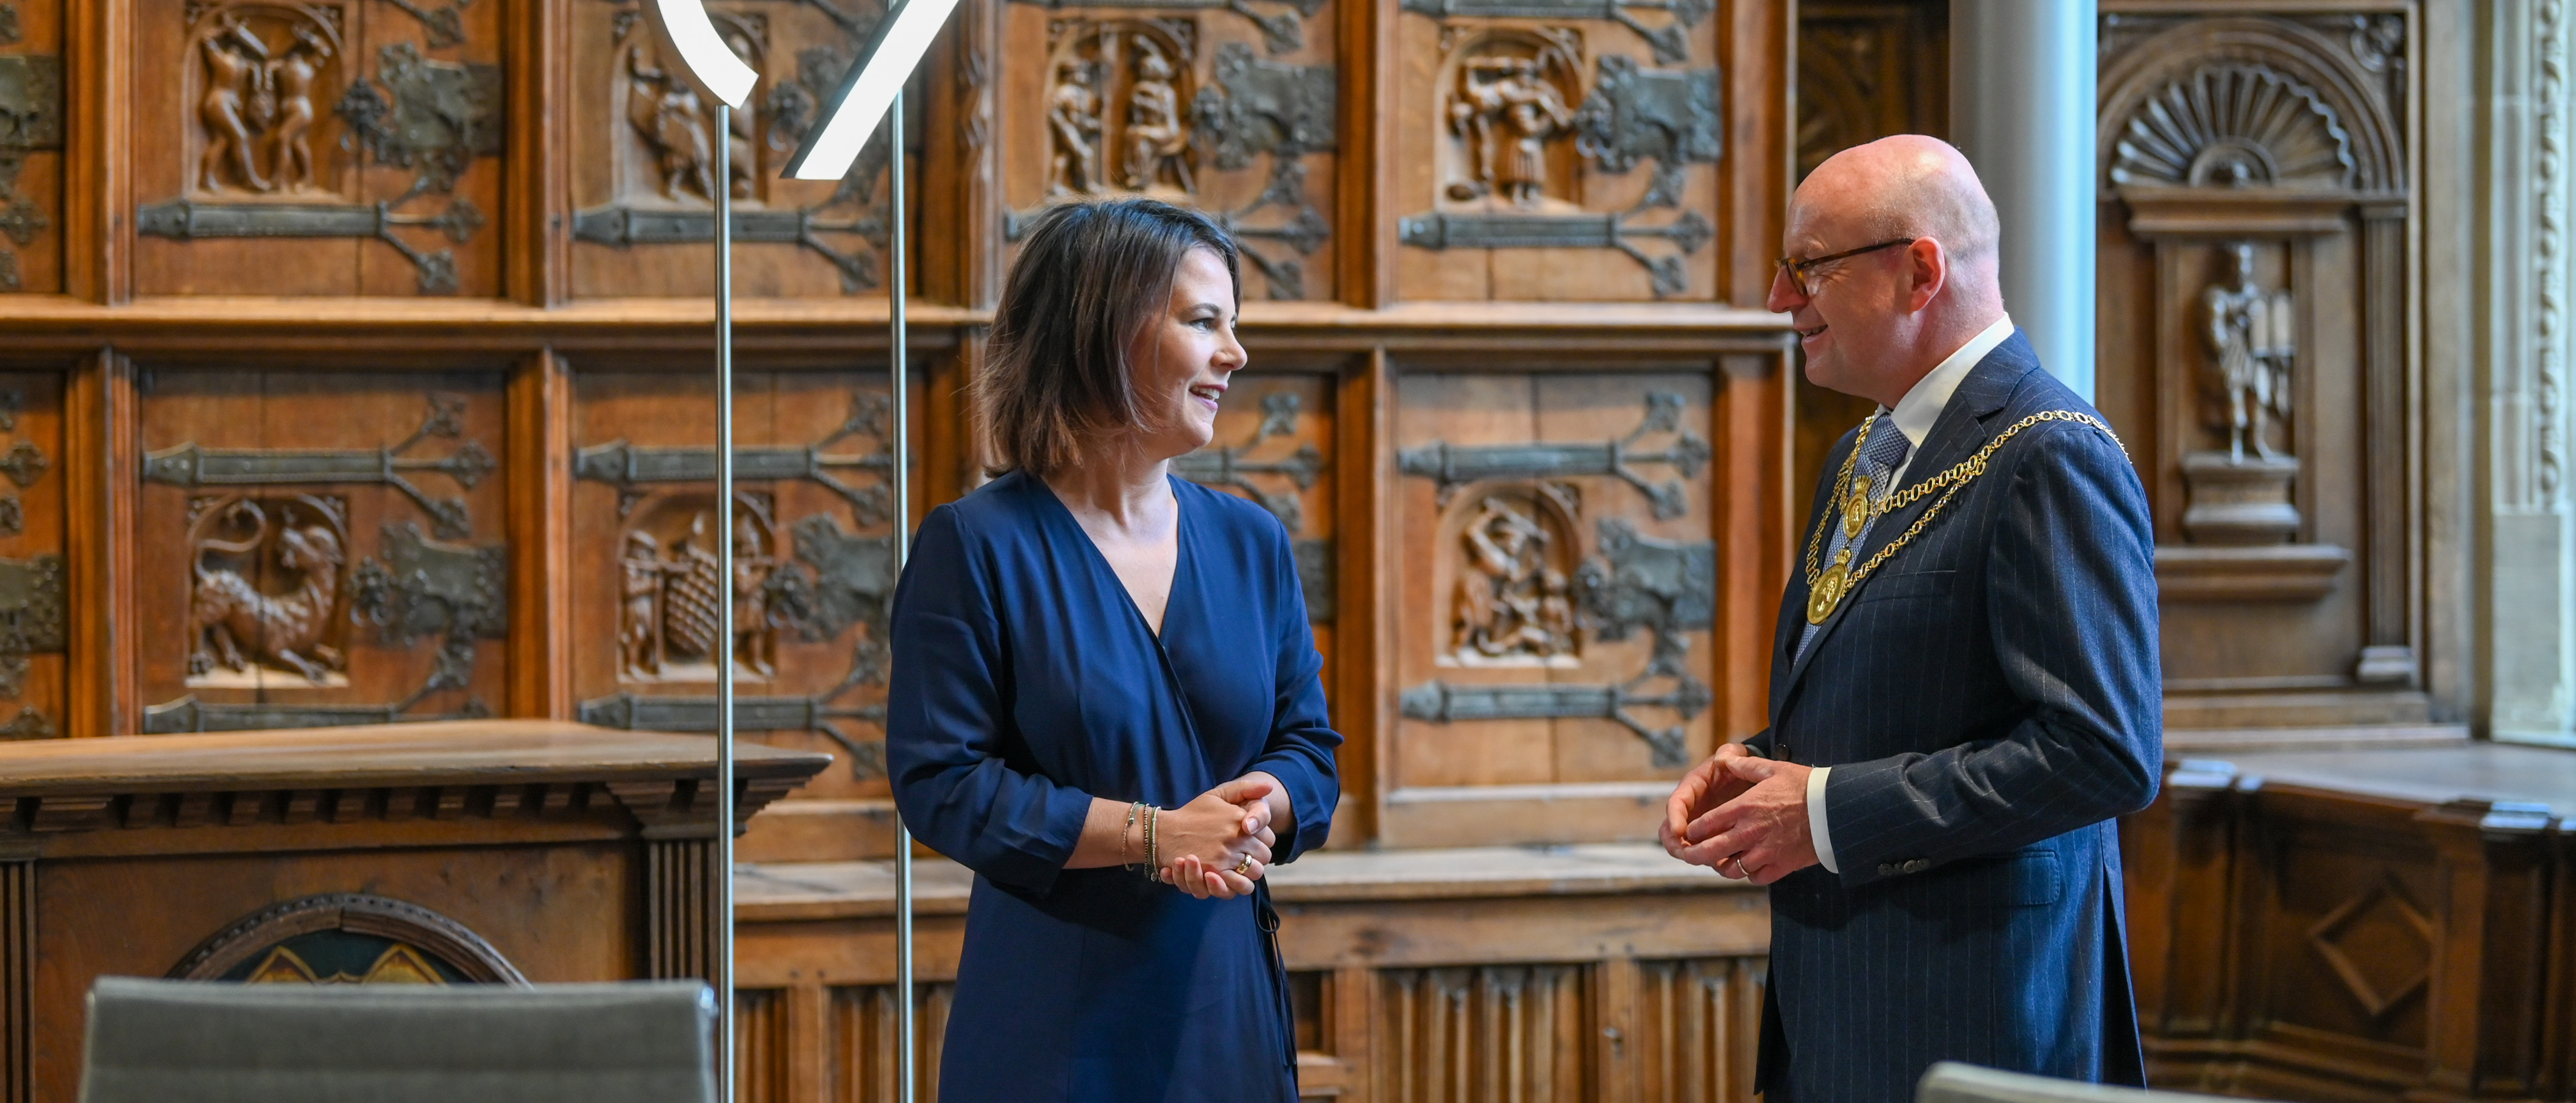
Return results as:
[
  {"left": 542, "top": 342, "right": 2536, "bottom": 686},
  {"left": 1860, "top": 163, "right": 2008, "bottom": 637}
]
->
[{"left": 974, "top": 198, "right": 1242, "bottom": 478}]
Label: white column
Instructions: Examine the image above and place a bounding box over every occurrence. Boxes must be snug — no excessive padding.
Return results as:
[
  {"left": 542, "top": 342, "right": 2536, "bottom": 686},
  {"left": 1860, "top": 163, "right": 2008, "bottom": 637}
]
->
[
  {"left": 1951, "top": 0, "right": 2098, "bottom": 399},
  {"left": 2483, "top": 0, "right": 2576, "bottom": 746}
]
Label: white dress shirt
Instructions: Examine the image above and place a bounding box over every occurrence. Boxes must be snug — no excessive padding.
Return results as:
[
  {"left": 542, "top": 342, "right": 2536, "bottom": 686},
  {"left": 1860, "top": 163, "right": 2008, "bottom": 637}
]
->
[{"left": 1799, "top": 313, "right": 2014, "bottom": 876}]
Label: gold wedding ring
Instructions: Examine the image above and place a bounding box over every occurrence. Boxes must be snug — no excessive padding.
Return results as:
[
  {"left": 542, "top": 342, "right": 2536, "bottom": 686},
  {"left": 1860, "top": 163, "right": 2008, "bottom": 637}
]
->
[{"left": 1234, "top": 856, "right": 1254, "bottom": 876}]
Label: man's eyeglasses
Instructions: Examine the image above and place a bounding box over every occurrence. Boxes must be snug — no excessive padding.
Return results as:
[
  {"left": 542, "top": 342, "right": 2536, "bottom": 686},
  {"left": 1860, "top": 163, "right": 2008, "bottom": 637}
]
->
[{"left": 1775, "top": 238, "right": 1916, "bottom": 298}]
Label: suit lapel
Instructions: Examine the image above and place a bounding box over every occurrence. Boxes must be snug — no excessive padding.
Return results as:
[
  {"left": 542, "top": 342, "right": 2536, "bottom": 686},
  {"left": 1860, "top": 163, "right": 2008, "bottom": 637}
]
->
[{"left": 1774, "top": 333, "right": 2042, "bottom": 706}]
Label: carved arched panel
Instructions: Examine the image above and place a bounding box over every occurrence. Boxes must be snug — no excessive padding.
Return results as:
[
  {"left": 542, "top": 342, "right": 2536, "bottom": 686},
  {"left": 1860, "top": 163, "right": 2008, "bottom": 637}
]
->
[
  {"left": 170, "top": 892, "right": 529, "bottom": 985},
  {"left": 2098, "top": 15, "right": 2405, "bottom": 196}
]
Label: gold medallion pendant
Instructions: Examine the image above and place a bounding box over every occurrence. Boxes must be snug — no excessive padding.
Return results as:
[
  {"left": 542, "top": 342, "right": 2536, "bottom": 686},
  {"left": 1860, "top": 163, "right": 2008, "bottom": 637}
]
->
[
  {"left": 1841, "top": 477, "right": 1870, "bottom": 538},
  {"left": 1807, "top": 551, "right": 1851, "bottom": 624}
]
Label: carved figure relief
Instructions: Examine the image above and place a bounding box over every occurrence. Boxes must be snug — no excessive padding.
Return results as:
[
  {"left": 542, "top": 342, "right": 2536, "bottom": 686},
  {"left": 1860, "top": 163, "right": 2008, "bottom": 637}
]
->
[
  {"left": 1399, "top": 390, "right": 1715, "bottom": 766},
  {"left": 1046, "top": 57, "right": 1105, "bottom": 196},
  {"left": 2109, "top": 62, "right": 2355, "bottom": 189},
  {"left": 1044, "top": 21, "right": 1198, "bottom": 200},
  {"left": 185, "top": 495, "right": 350, "bottom": 688},
  {"left": 576, "top": 8, "right": 889, "bottom": 294},
  {"left": 620, "top": 16, "right": 760, "bottom": 203},
  {"left": 1401, "top": 15, "right": 1722, "bottom": 297},
  {"left": 188, "top": 7, "right": 347, "bottom": 197},
  {"left": 2203, "top": 241, "right": 2296, "bottom": 462},
  {"left": 616, "top": 495, "right": 784, "bottom": 683},
  {"left": 1448, "top": 493, "right": 1579, "bottom": 664},
  {"left": 1441, "top": 31, "right": 1583, "bottom": 211},
  {"left": 578, "top": 392, "right": 901, "bottom": 778},
  {"left": 144, "top": 2, "right": 501, "bottom": 294}
]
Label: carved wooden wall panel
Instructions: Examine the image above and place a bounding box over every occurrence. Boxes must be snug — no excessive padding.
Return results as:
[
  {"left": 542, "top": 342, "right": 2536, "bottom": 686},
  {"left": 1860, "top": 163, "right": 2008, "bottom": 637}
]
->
[
  {"left": 0, "top": 0, "right": 62, "bottom": 295},
  {"left": 1632, "top": 956, "right": 1764, "bottom": 1103},
  {"left": 128, "top": 0, "right": 507, "bottom": 297},
  {"left": 1175, "top": 368, "right": 1334, "bottom": 627},
  {"left": 1789, "top": 0, "right": 1944, "bottom": 502},
  {"left": 568, "top": 0, "right": 905, "bottom": 299},
  {"left": 1390, "top": 1, "right": 1732, "bottom": 302},
  {"left": 1385, "top": 370, "right": 1717, "bottom": 847},
  {"left": 0, "top": 375, "right": 66, "bottom": 746},
  {"left": 569, "top": 367, "right": 903, "bottom": 807},
  {"left": 2095, "top": 7, "right": 2433, "bottom": 738},
  {"left": 1378, "top": 964, "right": 1591, "bottom": 1102},
  {"left": 133, "top": 373, "right": 509, "bottom": 731},
  {"left": 996, "top": 0, "right": 1340, "bottom": 302}
]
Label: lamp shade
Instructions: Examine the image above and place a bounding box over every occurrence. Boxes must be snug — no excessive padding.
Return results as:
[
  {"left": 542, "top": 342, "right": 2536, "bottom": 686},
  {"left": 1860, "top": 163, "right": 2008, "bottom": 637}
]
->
[{"left": 782, "top": 0, "right": 962, "bottom": 180}]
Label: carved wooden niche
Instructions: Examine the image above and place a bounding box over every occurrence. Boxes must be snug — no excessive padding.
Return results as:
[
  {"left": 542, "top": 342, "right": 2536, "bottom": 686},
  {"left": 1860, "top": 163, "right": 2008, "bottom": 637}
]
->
[
  {"left": 1388, "top": 374, "right": 1716, "bottom": 847},
  {"left": 571, "top": 0, "right": 899, "bottom": 298},
  {"left": 136, "top": 375, "right": 509, "bottom": 733},
  {"left": 570, "top": 370, "right": 902, "bottom": 799},
  {"left": 171, "top": 893, "right": 528, "bottom": 985},
  {"left": 0, "top": 0, "right": 64, "bottom": 294},
  {"left": 1394, "top": 1, "right": 1723, "bottom": 301},
  {"left": 130, "top": 0, "right": 504, "bottom": 295},
  {"left": 2095, "top": 12, "right": 2421, "bottom": 731},
  {"left": 1000, "top": 1, "right": 1340, "bottom": 301}
]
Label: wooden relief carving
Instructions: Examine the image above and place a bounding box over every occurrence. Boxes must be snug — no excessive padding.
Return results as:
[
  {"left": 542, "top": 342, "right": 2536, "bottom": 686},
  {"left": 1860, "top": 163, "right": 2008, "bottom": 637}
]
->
[
  {"left": 1003, "top": 2, "right": 1339, "bottom": 300},
  {"left": 1395, "top": 1, "right": 1720, "bottom": 300},
  {"left": 169, "top": 892, "right": 528, "bottom": 985},
  {"left": 1171, "top": 383, "right": 1334, "bottom": 620},
  {"left": 1395, "top": 382, "right": 1714, "bottom": 770},
  {"left": 1378, "top": 965, "right": 1590, "bottom": 1100},
  {"left": 2100, "top": 14, "right": 2421, "bottom": 713},
  {"left": 573, "top": 376, "right": 900, "bottom": 788},
  {"left": 135, "top": 0, "right": 504, "bottom": 295},
  {"left": 571, "top": 1, "right": 894, "bottom": 297},
  {"left": 0, "top": 0, "right": 59, "bottom": 292},
  {"left": 140, "top": 384, "right": 509, "bottom": 733},
  {"left": 1795, "top": 2, "right": 1945, "bottom": 180}
]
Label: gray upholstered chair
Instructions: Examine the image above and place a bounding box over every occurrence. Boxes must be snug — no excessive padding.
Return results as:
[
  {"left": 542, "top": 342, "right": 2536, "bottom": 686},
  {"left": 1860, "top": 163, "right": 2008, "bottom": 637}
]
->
[
  {"left": 78, "top": 976, "right": 716, "bottom": 1103},
  {"left": 1919, "top": 1062, "right": 2256, "bottom": 1102}
]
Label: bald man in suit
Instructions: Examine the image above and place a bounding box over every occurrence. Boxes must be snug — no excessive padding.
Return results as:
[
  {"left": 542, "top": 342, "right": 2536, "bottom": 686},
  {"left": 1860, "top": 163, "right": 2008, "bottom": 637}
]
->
[{"left": 1661, "top": 136, "right": 2161, "bottom": 1101}]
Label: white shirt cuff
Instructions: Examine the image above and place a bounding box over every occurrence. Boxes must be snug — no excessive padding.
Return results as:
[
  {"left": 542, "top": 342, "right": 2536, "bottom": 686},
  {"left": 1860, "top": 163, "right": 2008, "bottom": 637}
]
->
[{"left": 1806, "top": 765, "right": 1838, "bottom": 874}]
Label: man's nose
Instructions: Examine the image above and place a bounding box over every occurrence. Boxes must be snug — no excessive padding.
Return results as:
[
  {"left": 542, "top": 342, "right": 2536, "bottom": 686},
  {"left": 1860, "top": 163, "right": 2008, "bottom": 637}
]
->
[{"left": 1765, "top": 267, "right": 1805, "bottom": 314}]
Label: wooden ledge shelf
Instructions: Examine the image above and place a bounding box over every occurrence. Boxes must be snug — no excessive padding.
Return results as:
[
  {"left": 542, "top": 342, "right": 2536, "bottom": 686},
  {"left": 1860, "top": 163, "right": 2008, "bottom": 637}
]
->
[
  {"left": 734, "top": 842, "right": 1755, "bottom": 923},
  {"left": 0, "top": 720, "right": 832, "bottom": 856},
  {"left": 0, "top": 296, "right": 1795, "bottom": 357}
]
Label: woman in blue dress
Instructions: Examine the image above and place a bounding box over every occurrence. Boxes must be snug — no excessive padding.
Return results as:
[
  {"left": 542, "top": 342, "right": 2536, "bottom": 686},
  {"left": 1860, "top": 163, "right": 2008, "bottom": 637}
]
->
[{"left": 886, "top": 198, "right": 1340, "bottom": 1102}]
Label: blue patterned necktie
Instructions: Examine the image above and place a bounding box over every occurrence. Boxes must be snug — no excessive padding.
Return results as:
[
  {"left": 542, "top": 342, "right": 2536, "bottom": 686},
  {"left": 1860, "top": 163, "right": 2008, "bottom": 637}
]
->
[{"left": 1796, "top": 412, "right": 1913, "bottom": 661}]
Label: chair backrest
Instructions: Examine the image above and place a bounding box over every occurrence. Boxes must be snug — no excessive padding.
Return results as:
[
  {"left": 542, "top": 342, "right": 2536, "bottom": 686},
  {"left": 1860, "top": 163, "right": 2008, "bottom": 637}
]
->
[
  {"left": 79, "top": 976, "right": 717, "bottom": 1103},
  {"left": 1919, "top": 1062, "right": 2250, "bottom": 1103}
]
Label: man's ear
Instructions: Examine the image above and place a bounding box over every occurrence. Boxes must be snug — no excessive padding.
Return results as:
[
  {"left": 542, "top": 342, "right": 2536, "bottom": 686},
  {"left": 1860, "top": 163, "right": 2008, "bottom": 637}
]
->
[{"left": 1906, "top": 238, "right": 1948, "bottom": 314}]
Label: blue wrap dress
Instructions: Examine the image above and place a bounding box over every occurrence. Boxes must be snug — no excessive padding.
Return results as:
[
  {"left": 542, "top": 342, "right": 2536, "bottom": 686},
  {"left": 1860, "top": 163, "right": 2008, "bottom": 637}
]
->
[{"left": 886, "top": 470, "right": 1342, "bottom": 1103}]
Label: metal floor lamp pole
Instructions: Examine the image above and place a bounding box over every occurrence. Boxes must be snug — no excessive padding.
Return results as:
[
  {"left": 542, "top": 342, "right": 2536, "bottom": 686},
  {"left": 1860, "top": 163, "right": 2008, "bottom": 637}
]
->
[
  {"left": 890, "top": 87, "right": 918, "bottom": 1103},
  {"left": 715, "top": 100, "right": 738, "bottom": 1103}
]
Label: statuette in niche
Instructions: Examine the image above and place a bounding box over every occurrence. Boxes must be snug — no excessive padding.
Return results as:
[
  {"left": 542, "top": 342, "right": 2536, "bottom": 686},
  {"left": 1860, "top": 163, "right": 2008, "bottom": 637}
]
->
[
  {"left": 626, "top": 41, "right": 754, "bottom": 203},
  {"left": 1046, "top": 58, "right": 1105, "bottom": 196},
  {"left": 1449, "top": 495, "right": 1579, "bottom": 666},
  {"left": 2201, "top": 241, "right": 2295, "bottom": 462},
  {"left": 186, "top": 497, "right": 350, "bottom": 687},
  {"left": 1121, "top": 40, "right": 1191, "bottom": 194}
]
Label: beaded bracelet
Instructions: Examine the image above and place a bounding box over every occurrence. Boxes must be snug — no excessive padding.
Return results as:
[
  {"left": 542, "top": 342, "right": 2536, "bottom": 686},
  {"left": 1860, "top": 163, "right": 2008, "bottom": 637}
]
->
[{"left": 1141, "top": 805, "right": 1159, "bottom": 881}]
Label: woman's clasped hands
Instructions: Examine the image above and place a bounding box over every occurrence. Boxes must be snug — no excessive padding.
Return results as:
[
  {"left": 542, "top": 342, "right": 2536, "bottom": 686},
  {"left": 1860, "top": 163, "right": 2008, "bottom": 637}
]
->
[{"left": 1152, "top": 775, "right": 1277, "bottom": 900}]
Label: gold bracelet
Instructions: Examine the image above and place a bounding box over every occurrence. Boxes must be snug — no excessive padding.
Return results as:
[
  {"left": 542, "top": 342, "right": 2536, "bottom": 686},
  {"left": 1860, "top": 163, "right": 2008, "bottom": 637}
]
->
[
  {"left": 1142, "top": 805, "right": 1159, "bottom": 882},
  {"left": 1121, "top": 802, "right": 1142, "bottom": 871}
]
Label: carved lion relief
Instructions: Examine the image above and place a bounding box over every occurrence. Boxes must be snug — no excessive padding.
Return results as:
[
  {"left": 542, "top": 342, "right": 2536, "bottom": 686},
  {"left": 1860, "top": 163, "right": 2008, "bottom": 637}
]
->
[{"left": 184, "top": 493, "right": 353, "bottom": 688}]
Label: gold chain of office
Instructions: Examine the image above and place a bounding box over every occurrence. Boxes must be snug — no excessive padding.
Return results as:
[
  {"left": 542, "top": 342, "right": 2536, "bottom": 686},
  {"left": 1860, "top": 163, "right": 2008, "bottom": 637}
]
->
[{"left": 1802, "top": 409, "right": 2126, "bottom": 625}]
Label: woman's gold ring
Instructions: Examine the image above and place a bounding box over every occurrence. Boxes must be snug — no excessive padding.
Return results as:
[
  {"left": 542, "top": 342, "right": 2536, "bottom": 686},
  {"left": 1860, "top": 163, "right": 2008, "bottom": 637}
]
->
[{"left": 1233, "top": 856, "right": 1254, "bottom": 876}]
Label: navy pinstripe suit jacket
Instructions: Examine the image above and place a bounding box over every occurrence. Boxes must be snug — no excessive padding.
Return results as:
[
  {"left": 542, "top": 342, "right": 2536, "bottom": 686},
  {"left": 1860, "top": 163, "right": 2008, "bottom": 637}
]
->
[{"left": 1746, "top": 333, "right": 2161, "bottom": 1102}]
